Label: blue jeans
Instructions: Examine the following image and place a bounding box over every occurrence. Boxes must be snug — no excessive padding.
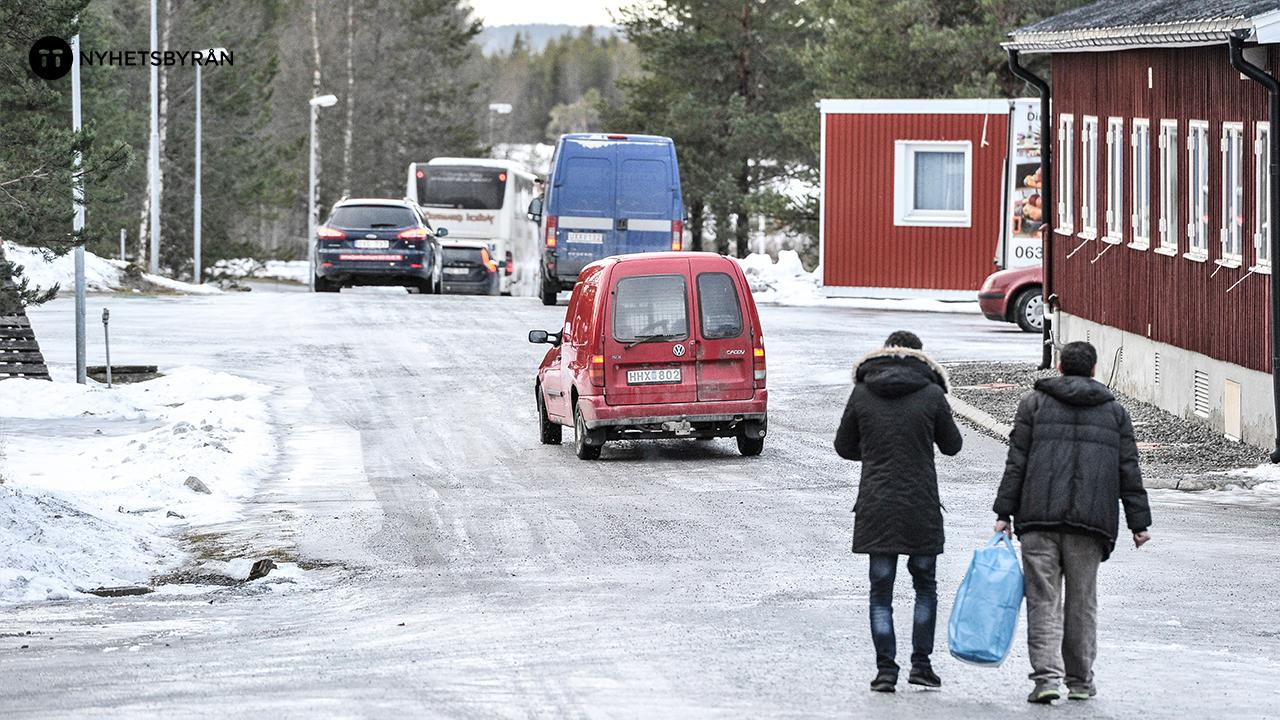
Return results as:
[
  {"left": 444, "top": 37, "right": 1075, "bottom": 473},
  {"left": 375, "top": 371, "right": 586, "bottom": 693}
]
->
[{"left": 868, "top": 553, "right": 937, "bottom": 675}]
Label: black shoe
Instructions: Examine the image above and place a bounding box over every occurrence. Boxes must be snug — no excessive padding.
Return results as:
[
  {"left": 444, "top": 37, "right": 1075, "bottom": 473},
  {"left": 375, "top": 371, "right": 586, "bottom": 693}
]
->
[
  {"left": 1027, "top": 681, "right": 1061, "bottom": 704},
  {"left": 870, "top": 671, "right": 897, "bottom": 693},
  {"left": 908, "top": 665, "right": 942, "bottom": 688}
]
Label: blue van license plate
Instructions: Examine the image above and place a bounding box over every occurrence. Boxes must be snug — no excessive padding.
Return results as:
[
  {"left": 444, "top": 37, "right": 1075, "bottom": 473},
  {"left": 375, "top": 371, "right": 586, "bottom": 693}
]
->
[
  {"left": 627, "top": 368, "right": 682, "bottom": 385},
  {"left": 566, "top": 232, "right": 604, "bottom": 244}
]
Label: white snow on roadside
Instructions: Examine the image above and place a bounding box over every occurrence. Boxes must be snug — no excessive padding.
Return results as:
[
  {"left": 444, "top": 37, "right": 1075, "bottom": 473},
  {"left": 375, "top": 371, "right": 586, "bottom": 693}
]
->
[
  {"left": 211, "top": 258, "right": 310, "bottom": 285},
  {"left": 736, "top": 250, "right": 980, "bottom": 314},
  {"left": 2, "top": 241, "right": 220, "bottom": 295},
  {"left": 0, "top": 367, "right": 276, "bottom": 604}
]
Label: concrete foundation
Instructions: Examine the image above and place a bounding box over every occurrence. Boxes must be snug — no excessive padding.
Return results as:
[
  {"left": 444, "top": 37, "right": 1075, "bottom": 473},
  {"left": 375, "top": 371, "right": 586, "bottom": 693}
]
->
[{"left": 1056, "top": 311, "right": 1275, "bottom": 450}]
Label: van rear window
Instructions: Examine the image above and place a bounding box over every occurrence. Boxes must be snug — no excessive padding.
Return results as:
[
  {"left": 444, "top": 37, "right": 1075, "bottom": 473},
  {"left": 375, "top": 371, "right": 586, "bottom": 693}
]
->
[
  {"left": 696, "top": 272, "right": 743, "bottom": 339},
  {"left": 618, "top": 159, "right": 670, "bottom": 216},
  {"left": 559, "top": 157, "right": 613, "bottom": 214},
  {"left": 612, "top": 274, "right": 689, "bottom": 343}
]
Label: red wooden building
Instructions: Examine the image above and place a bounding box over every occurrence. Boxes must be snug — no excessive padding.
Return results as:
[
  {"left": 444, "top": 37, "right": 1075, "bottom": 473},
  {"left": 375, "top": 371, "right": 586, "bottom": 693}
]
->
[
  {"left": 820, "top": 99, "right": 1047, "bottom": 298},
  {"left": 1007, "top": 0, "right": 1280, "bottom": 449}
]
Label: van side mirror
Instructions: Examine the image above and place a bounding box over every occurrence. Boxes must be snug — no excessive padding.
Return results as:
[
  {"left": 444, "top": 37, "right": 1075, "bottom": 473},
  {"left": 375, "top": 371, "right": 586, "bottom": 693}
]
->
[
  {"left": 527, "top": 197, "right": 543, "bottom": 223},
  {"left": 528, "top": 329, "right": 561, "bottom": 346},
  {"left": 434, "top": 227, "right": 449, "bottom": 238}
]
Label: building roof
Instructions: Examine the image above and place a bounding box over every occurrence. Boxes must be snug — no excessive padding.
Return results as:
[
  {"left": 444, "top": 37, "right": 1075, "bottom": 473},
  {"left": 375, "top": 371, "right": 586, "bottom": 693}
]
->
[{"left": 1007, "top": 0, "right": 1280, "bottom": 53}]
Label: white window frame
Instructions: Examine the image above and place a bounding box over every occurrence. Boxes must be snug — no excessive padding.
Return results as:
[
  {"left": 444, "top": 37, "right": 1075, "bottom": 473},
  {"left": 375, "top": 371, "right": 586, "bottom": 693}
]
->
[
  {"left": 1104, "top": 117, "right": 1125, "bottom": 244},
  {"left": 1157, "top": 120, "right": 1179, "bottom": 256},
  {"left": 1080, "top": 116, "right": 1099, "bottom": 239},
  {"left": 1220, "top": 123, "right": 1245, "bottom": 267},
  {"left": 1256, "top": 122, "right": 1272, "bottom": 273},
  {"left": 1186, "top": 121, "right": 1211, "bottom": 260},
  {"left": 893, "top": 140, "right": 973, "bottom": 227},
  {"left": 1130, "top": 118, "right": 1151, "bottom": 249},
  {"left": 1057, "top": 114, "right": 1075, "bottom": 235}
]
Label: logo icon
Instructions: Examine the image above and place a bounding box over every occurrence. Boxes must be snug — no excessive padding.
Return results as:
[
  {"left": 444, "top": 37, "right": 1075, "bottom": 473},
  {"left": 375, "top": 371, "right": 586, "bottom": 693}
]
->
[
  {"left": 672, "top": 343, "right": 686, "bottom": 357},
  {"left": 29, "top": 36, "right": 73, "bottom": 80}
]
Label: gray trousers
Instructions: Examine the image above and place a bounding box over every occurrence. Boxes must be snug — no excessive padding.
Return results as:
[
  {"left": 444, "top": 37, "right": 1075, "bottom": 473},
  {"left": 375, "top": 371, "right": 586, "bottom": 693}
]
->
[{"left": 1021, "top": 531, "right": 1104, "bottom": 689}]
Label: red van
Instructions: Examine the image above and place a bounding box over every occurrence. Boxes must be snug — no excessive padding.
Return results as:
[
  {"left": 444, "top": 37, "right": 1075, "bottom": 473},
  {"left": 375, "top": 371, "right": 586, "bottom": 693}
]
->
[{"left": 528, "top": 252, "right": 768, "bottom": 459}]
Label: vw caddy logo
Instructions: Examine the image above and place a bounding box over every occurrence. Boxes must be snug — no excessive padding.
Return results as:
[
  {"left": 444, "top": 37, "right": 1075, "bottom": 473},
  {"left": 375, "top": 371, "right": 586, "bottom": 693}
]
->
[{"left": 672, "top": 343, "right": 686, "bottom": 357}]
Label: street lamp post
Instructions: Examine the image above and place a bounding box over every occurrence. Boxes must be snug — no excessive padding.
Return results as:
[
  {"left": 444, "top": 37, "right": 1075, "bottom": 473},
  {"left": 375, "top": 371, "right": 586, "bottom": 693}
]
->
[
  {"left": 193, "top": 47, "right": 227, "bottom": 284},
  {"left": 148, "top": 0, "right": 160, "bottom": 274},
  {"left": 307, "top": 94, "right": 338, "bottom": 288},
  {"left": 71, "top": 31, "right": 86, "bottom": 385}
]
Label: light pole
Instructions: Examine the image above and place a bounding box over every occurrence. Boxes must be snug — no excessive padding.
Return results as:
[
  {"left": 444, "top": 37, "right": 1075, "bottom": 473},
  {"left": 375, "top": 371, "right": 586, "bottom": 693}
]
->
[
  {"left": 308, "top": 94, "right": 337, "bottom": 289},
  {"left": 71, "top": 31, "right": 86, "bottom": 385},
  {"left": 193, "top": 47, "right": 226, "bottom": 284},
  {"left": 148, "top": 0, "right": 160, "bottom": 274}
]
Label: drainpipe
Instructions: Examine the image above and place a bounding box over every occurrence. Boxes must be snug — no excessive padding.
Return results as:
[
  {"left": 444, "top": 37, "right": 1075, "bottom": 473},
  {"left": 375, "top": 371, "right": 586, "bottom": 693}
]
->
[
  {"left": 1007, "top": 49, "right": 1055, "bottom": 370},
  {"left": 1229, "top": 35, "right": 1280, "bottom": 462}
]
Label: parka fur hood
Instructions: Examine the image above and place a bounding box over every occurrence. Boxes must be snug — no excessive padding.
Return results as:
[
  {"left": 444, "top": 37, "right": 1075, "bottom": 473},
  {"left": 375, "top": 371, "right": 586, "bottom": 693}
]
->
[{"left": 851, "top": 346, "right": 951, "bottom": 396}]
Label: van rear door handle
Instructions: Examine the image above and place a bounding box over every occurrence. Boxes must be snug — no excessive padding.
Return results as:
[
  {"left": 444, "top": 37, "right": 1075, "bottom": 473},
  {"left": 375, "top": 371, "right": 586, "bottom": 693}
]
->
[{"left": 616, "top": 218, "right": 628, "bottom": 231}]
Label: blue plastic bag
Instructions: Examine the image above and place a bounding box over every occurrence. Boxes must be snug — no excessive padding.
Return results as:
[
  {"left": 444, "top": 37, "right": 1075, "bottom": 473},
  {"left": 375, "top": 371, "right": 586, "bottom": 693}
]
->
[{"left": 948, "top": 533, "right": 1024, "bottom": 666}]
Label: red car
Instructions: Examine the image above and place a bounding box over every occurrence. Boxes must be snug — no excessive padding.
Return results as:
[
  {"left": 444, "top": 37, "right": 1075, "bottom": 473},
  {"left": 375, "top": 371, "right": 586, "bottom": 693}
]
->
[
  {"left": 528, "top": 252, "right": 768, "bottom": 459},
  {"left": 978, "top": 265, "right": 1044, "bottom": 333}
]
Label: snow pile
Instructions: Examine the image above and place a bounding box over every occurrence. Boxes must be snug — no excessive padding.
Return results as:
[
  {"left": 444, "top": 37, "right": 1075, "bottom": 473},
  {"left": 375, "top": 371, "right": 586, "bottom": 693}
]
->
[
  {"left": 2, "top": 241, "right": 220, "bottom": 296},
  {"left": 0, "top": 367, "right": 276, "bottom": 603},
  {"left": 210, "top": 258, "right": 310, "bottom": 285}
]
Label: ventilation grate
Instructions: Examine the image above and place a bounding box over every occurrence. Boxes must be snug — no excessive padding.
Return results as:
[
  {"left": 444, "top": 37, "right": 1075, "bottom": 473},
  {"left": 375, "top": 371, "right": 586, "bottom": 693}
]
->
[
  {"left": 1154, "top": 352, "right": 1161, "bottom": 385},
  {"left": 1193, "top": 370, "right": 1210, "bottom": 418}
]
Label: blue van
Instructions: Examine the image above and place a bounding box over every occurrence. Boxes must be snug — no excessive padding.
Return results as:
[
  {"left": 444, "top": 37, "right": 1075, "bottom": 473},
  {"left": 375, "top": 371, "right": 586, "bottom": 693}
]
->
[{"left": 528, "top": 133, "right": 685, "bottom": 305}]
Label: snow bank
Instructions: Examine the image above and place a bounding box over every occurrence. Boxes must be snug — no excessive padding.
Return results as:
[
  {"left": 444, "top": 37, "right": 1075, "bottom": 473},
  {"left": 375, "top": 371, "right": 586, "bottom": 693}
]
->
[
  {"left": 735, "top": 251, "right": 981, "bottom": 314},
  {"left": 2, "top": 241, "right": 220, "bottom": 296},
  {"left": 0, "top": 367, "right": 275, "bottom": 603},
  {"left": 210, "top": 258, "right": 310, "bottom": 285}
]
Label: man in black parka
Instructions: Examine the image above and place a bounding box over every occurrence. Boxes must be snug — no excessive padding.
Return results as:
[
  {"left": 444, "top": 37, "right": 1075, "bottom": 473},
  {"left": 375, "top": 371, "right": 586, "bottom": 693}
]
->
[
  {"left": 834, "top": 331, "right": 963, "bottom": 693},
  {"left": 993, "top": 341, "right": 1152, "bottom": 704}
]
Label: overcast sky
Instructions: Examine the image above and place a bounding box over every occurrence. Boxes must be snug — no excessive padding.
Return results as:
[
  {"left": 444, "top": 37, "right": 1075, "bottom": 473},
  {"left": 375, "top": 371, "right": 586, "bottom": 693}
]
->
[{"left": 468, "top": 0, "right": 625, "bottom": 26}]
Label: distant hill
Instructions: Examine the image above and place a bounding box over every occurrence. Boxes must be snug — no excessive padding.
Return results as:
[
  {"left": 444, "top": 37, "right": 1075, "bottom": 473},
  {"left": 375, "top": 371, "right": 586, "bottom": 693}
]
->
[{"left": 478, "top": 24, "right": 621, "bottom": 56}]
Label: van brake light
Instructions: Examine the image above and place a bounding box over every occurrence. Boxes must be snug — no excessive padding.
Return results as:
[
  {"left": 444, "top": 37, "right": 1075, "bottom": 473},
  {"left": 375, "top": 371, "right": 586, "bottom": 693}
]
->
[
  {"left": 590, "top": 355, "right": 605, "bottom": 386},
  {"left": 753, "top": 344, "right": 766, "bottom": 387},
  {"left": 545, "top": 215, "right": 558, "bottom": 248},
  {"left": 505, "top": 250, "right": 514, "bottom": 275},
  {"left": 316, "top": 226, "right": 345, "bottom": 240},
  {"left": 671, "top": 219, "right": 683, "bottom": 251}
]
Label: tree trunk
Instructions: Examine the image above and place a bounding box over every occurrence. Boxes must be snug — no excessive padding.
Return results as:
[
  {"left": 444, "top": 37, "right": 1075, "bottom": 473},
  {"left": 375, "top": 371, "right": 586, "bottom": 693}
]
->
[
  {"left": 734, "top": 164, "right": 750, "bottom": 258},
  {"left": 156, "top": 0, "right": 172, "bottom": 267},
  {"left": 733, "top": 1, "right": 753, "bottom": 258},
  {"left": 310, "top": 0, "right": 324, "bottom": 211},
  {"left": 713, "top": 204, "right": 731, "bottom": 256},
  {"left": 341, "top": 0, "right": 354, "bottom": 197},
  {"left": 137, "top": 194, "right": 149, "bottom": 267},
  {"left": 689, "top": 201, "right": 704, "bottom": 252}
]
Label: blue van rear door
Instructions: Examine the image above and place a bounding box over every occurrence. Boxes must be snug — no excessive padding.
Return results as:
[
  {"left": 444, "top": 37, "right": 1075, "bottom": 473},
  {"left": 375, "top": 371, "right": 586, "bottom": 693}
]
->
[
  {"left": 556, "top": 148, "right": 616, "bottom": 279},
  {"left": 616, "top": 143, "right": 676, "bottom": 254}
]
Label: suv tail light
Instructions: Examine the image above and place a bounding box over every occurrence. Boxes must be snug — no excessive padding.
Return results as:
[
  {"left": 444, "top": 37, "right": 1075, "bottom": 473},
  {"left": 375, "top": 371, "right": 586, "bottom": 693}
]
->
[
  {"left": 545, "top": 215, "right": 558, "bottom": 248},
  {"left": 753, "top": 343, "right": 766, "bottom": 387},
  {"left": 671, "top": 219, "right": 683, "bottom": 251},
  {"left": 481, "top": 248, "right": 498, "bottom": 273},
  {"left": 590, "top": 354, "right": 605, "bottom": 386},
  {"left": 505, "top": 250, "right": 514, "bottom": 275},
  {"left": 398, "top": 227, "right": 429, "bottom": 241},
  {"left": 316, "top": 226, "right": 345, "bottom": 240}
]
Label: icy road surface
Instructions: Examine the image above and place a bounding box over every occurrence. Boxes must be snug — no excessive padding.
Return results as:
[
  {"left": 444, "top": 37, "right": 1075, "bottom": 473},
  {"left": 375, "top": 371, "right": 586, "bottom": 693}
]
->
[{"left": 5, "top": 290, "right": 1280, "bottom": 718}]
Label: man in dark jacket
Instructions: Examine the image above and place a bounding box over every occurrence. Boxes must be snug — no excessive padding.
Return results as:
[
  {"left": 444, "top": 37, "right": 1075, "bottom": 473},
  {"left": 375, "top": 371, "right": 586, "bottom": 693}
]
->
[
  {"left": 834, "top": 330, "right": 963, "bottom": 693},
  {"left": 993, "top": 341, "right": 1152, "bottom": 704}
]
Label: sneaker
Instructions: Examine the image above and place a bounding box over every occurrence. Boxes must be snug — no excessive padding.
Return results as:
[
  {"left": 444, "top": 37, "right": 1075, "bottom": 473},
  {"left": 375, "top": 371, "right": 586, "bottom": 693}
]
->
[
  {"left": 1027, "top": 681, "right": 1061, "bottom": 704},
  {"left": 908, "top": 665, "right": 942, "bottom": 688},
  {"left": 870, "top": 671, "right": 897, "bottom": 693},
  {"left": 1067, "top": 686, "right": 1097, "bottom": 700}
]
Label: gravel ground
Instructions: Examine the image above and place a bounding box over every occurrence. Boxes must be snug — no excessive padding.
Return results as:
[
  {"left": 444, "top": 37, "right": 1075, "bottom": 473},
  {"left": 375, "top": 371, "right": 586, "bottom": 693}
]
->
[{"left": 946, "top": 362, "right": 1270, "bottom": 482}]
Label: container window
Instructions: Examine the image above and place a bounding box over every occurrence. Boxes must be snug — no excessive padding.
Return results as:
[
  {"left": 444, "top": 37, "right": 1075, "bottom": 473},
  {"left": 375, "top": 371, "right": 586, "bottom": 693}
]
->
[
  {"left": 1221, "top": 123, "right": 1245, "bottom": 266},
  {"left": 1159, "top": 121, "right": 1179, "bottom": 254},
  {"left": 696, "top": 272, "right": 743, "bottom": 340},
  {"left": 1081, "top": 116, "right": 1099, "bottom": 238},
  {"left": 1187, "top": 121, "right": 1211, "bottom": 259},
  {"left": 893, "top": 140, "right": 972, "bottom": 227},
  {"left": 1057, "top": 114, "right": 1074, "bottom": 234},
  {"left": 1104, "top": 117, "right": 1125, "bottom": 244},
  {"left": 611, "top": 274, "right": 690, "bottom": 343},
  {"left": 1130, "top": 119, "right": 1151, "bottom": 249},
  {"left": 1256, "top": 122, "right": 1272, "bottom": 271}
]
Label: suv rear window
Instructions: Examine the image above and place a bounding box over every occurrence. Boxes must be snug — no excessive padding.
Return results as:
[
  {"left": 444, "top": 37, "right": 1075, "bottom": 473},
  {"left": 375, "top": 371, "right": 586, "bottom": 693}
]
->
[
  {"left": 442, "top": 247, "right": 484, "bottom": 265},
  {"left": 328, "top": 205, "right": 417, "bottom": 229},
  {"left": 696, "top": 272, "right": 743, "bottom": 339},
  {"left": 612, "top": 274, "right": 689, "bottom": 342}
]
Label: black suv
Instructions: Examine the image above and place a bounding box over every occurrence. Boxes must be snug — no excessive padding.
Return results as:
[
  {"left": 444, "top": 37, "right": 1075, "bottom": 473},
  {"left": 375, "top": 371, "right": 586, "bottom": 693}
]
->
[{"left": 313, "top": 198, "right": 446, "bottom": 293}]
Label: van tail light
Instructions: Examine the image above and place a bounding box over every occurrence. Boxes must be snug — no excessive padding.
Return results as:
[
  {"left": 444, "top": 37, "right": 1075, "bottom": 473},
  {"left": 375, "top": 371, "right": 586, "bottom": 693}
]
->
[
  {"left": 316, "top": 226, "right": 345, "bottom": 240},
  {"left": 753, "top": 344, "right": 766, "bottom": 387},
  {"left": 481, "top": 248, "right": 498, "bottom": 273},
  {"left": 545, "top": 215, "right": 558, "bottom": 248},
  {"left": 505, "top": 250, "right": 514, "bottom": 275},
  {"left": 394, "top": 226, "right": 430, "bottom": 240},
  {"left": 590, "top": 354, "right": 605, "bottom": 387},
  {"left": 671, "top": 219, "right": 683, "bottom": 251}
]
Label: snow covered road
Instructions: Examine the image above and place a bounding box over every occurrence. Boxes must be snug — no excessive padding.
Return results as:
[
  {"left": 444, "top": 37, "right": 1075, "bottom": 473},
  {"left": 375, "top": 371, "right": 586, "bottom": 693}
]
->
[{"left": 4, "top": 290, "right": 1279, "bottom": 718}]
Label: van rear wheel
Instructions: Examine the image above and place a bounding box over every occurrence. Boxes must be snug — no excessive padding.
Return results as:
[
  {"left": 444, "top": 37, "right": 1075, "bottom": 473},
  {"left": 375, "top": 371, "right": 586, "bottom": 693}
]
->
[
  {"left": 573, "top": 404, "right": 602, "bottom": 460},
  {"left": 537, "top": 388, "right": 561, "bottom": 445},
  {"left": 736, "top": 434, "right": 764, "bottom": 456}
]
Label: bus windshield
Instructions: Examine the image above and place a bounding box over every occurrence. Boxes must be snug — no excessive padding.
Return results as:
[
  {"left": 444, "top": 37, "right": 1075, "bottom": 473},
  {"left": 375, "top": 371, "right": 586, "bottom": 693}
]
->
[{"left": 419, "top": 166, "right": 507, "bottom": 210}]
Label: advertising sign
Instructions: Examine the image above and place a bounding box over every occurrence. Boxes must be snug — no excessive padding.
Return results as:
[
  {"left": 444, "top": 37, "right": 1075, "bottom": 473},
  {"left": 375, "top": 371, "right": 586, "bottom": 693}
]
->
[{"left": 1004, "top": 100, "right": 1044, "bottom": 268}]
